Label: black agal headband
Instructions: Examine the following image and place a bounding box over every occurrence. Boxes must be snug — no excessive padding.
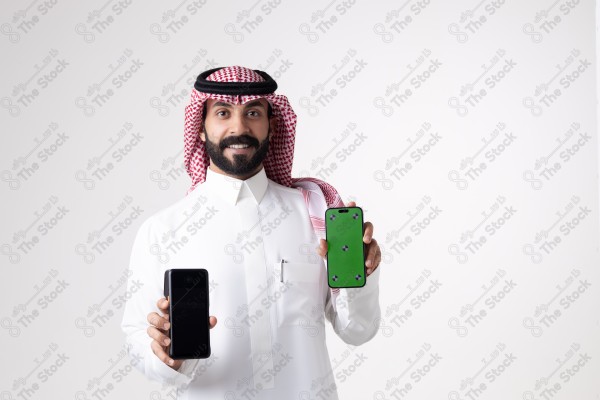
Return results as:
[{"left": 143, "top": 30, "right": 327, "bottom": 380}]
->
[{"left": 194, "top": 67, "right": 278, "bottom": 95}]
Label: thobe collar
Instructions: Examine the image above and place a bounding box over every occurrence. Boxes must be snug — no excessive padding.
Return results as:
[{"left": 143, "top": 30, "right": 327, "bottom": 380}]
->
[{"left": 204, "top": 165, "right": 268, "bottom": 206}]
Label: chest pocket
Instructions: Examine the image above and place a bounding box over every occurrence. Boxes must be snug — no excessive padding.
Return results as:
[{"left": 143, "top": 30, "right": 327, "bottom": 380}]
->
[{"left": 270, "top": 261, "right": 326, "bottom": 331}]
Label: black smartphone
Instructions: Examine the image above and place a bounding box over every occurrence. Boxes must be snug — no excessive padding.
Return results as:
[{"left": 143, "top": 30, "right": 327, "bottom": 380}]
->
[{"left": 163, "top": 268, "right": 211, "bottom": 359}]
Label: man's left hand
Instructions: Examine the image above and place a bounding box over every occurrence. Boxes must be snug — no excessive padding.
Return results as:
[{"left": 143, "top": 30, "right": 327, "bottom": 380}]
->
[{"left": 317, "top": 201, "right": 381, "bottom": 277}]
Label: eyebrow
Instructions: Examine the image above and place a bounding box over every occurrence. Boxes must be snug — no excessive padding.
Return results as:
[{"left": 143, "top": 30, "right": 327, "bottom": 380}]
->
[{"left": 211, "top": 100, "right": 265, "bottom": 109}]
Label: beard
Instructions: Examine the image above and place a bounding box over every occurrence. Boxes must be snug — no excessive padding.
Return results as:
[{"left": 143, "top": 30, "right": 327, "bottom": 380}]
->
[{"left": 203, "top": 129, "right": 271, "bottom": 178}]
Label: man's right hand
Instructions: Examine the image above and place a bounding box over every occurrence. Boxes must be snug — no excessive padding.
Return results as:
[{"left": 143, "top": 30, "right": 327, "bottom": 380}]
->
[{"left": 147, "top": 297, "right": 218, "bottom": 371}]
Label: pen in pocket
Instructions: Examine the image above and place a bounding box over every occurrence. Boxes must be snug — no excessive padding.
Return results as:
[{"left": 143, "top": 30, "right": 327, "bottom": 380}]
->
[{"left": 280, "top": 259, "right": 287, "bottom": 282}]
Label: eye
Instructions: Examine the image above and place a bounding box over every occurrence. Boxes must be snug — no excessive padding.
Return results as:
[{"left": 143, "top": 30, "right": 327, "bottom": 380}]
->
[
  {"left": 215, "top": 109, "right": 229, "bottom": 117},
  {"left": 247, "top": 110, "right": 261, "bottom": 117}
]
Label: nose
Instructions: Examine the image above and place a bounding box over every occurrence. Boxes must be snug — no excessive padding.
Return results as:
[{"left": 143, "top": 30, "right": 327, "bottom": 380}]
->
[{"left": 228, "top": 113, "right": 248, "bottom": 135}]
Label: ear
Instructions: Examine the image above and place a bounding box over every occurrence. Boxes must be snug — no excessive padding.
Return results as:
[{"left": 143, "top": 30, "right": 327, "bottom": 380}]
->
[
  {"left": 268, "top": 116, "right": 277, "bottom": 139},
  {"left": 199, "top": 126, "right": 206, "bottom": 142}
]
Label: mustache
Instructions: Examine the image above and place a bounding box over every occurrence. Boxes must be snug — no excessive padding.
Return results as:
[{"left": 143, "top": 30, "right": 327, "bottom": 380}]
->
[{"left": 219, "top": 135, "right": 260, "bottom": 150}]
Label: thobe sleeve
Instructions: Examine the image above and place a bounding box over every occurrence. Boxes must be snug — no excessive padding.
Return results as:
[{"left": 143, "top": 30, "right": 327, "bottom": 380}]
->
[
  {"left": 120, "top": 217, "right": 201, "bottom": 389},
  {"left": 320, "top": 230, "right": 382, "bottom": 346}
]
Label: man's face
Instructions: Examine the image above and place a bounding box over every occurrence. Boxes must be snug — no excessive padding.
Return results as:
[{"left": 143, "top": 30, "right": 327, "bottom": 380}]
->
[{"left": 200, "top": 98, "right": 275, "bottom": 180}]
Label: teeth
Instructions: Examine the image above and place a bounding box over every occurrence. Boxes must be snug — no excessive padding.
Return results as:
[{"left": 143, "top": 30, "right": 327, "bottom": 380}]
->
[{"left": 228, "top": 144, "right": 250, "bottom": 149}]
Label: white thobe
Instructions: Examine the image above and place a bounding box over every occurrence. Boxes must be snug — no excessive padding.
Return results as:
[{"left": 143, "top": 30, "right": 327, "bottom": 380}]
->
[{"left": 121, "top": 166, "right": 381, "bottom": 399}]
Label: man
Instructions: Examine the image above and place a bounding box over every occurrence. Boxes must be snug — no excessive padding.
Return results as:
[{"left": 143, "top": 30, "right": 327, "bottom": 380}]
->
[{"left": 121, "top": 66, "right": 382, "bottom": 399}]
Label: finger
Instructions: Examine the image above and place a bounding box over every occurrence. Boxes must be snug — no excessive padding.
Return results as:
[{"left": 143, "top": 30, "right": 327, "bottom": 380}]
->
[
  {"left": 316, "top": 238, "right": 328, "bottom": 258},
  {"left": 151, "top": 338, "right": 176, "bottom": 366},
  {"left": 147, "top": 311, "right": 170, "bottom": 330},
  {"left": 363, "top": 221, "right": 373, "bottom": 243},
  {"left": 147, "top": 325, "right": 171, "bottom": 347},
  {"left": 157, "top": 297, "right": 169, "bottom": 313},
  {"left": 374, "top": 247, "right": 382, "bottom": 270},
  {"left": 209, "top": 316, "right": 218, "bottom": 329},
  {"left": 346, "top": 201, "right": 356, "bottom": 207},
  {"left": 368, "top": 246, "right": 382, "bottom": 276},
  {"left": 365, "top": 239, "right": 378, "bottom": 275}
]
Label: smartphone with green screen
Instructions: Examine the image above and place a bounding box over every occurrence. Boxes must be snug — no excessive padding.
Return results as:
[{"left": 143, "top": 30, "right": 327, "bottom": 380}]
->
[{"left": 325, "top": 206, "right": 366, "bottom": 288}]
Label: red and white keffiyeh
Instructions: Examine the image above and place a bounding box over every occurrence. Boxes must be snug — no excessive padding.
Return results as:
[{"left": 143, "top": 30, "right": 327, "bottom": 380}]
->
[{"left": 183, "top": 66, "right": 344, "bottom": 235}]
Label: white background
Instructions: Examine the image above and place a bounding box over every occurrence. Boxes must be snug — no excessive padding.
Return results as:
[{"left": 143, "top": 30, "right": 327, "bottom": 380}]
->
[{"left": 1, "top": 1, "right": 599, "bottom": 399}]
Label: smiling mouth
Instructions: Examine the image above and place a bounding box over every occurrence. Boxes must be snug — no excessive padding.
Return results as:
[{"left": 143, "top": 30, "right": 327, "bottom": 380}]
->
[{"left": 225, "top": 144, "right": 254, "bottom": 154}]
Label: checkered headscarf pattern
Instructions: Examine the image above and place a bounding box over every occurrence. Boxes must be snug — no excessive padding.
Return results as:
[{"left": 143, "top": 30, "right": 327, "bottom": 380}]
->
[{"left": 183, "top": 66, "right": 344, "bottom": 221}]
